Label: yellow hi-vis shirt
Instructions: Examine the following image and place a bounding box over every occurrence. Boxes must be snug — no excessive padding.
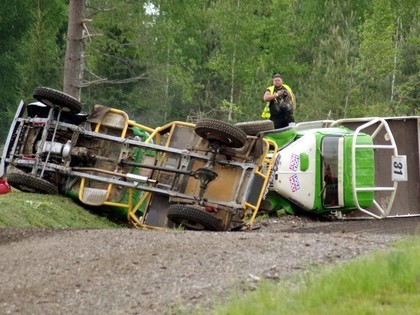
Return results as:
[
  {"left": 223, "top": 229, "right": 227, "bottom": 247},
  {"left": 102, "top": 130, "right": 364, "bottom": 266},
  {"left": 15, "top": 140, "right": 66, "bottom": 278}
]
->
[{"left": 261, "top": 84, "right": 296, "bottom": 118}]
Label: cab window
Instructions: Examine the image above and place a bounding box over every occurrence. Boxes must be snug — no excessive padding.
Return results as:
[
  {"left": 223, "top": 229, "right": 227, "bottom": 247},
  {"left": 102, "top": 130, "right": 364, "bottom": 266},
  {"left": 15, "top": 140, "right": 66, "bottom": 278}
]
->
[{"left": 321, "top": 137, "right": 339, "bottom": 208}]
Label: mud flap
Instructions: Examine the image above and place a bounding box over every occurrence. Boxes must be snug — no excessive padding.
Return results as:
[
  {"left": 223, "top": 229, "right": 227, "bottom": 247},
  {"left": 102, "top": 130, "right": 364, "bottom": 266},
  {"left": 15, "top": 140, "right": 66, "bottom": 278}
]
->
[{"left": 143, "top": 193, "right": 172, "bottom": 227}]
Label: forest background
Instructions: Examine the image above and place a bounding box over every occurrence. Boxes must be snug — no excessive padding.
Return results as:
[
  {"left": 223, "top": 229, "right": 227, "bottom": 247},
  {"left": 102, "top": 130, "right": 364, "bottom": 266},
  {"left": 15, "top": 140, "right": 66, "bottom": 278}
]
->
[{"left": 0, "top": 0, "right": 418, "bottom": 141}]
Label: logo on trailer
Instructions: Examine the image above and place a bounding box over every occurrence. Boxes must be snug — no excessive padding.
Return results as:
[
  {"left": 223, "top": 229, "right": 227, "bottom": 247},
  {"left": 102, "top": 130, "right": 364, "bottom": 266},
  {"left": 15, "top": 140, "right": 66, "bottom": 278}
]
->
[
  {"left": 289, "top": 153, "right": 299, "bottom": 172},
  {"left": 289, "top": 174, "right": 300, "bottom": 192}
]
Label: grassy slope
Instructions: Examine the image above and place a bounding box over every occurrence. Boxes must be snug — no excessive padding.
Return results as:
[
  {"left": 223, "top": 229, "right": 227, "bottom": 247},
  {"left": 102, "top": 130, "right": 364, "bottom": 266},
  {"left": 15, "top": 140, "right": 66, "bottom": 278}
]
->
[{"left": 0, "top": 190, "right": 122, "bottom": 228}]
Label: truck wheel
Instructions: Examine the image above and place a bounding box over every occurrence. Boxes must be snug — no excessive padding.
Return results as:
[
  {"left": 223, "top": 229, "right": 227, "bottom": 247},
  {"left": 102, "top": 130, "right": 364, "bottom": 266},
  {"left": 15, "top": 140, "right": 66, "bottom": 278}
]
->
[
  {"left": 195, "top": 118, "right": 247, "bottom": 148},
  {"left": 33, "top": 87, "right": 82, "bottom": 114},
  {"left": 167, "top": 204, "right": 225, "bottom": 231},
  {"left": 6, "top": 172, "right": 58, "bottom": 194},
  {"left": 234, "top": 120, "right": 274, "bottom": 135}
]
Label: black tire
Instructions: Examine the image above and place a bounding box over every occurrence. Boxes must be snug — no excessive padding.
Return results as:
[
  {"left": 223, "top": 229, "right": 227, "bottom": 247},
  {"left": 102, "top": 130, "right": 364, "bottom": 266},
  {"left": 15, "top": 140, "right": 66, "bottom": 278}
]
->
[
  {"left": 33, "top": 87, "right": 82, "bottom": 114},
  {"left": 167, "top": 204, "right": 225, "bottom": 231},
  {"left": 6, "top": 172, "right": 58, "bottom": 194},
  {"left": 234, "top": 120, "right": 274, "bottom": 135},
  {"left": 195, "top": 118, "right": 247, "bottom": 148}
]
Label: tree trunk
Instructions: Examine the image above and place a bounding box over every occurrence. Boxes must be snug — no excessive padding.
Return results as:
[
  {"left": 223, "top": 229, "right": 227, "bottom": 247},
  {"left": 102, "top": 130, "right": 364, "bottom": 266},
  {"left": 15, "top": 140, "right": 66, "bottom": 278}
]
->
[
  {"left": 228, "top": 0, "right": 240, "bottom": 122},
  {"left": 63, "top": 0, "right": 85, "bottom": 100},
  {"left": 390, "top": 17, "right": 401, "bottom": 106}
]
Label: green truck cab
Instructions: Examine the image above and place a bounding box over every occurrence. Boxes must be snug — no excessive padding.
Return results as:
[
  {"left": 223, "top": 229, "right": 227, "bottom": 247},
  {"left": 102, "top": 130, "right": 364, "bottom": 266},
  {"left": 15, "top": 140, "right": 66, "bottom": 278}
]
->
[{"left": 263, "top": 117, "right": 412, "bottom": 219}]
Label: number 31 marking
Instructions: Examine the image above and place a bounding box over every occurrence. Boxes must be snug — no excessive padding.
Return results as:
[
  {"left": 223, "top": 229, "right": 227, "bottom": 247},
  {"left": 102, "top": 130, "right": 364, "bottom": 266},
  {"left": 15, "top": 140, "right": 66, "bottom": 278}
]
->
[{"left": 392, "top": 156, "right": 407, "bottom": 181}]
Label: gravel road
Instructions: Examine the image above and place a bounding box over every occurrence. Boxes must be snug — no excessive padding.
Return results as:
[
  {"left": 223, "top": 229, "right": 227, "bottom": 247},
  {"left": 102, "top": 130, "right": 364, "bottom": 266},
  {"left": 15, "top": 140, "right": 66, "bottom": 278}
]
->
[{"left": 1, "top": 215, "right": 419, "bottom": 315}]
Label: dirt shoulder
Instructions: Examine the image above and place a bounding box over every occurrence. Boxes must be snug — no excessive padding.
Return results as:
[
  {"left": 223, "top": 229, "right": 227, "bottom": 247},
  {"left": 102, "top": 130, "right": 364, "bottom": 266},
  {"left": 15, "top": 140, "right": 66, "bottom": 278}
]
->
[{"left": 1, "top": 216, "right": 419, "bottom": 315}]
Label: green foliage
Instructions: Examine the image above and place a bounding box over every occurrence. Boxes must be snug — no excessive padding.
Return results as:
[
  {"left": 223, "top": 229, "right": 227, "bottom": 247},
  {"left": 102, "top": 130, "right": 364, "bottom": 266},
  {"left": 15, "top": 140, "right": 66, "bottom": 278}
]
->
[
  {"left": 203, "top": 237, "right": 420, "bottom": 315},
  {"left": 0, "top": 1, "right": 33, "bottom": 141},
  {"left": 395, "top": 8, "right": 420, "bottom": 115},
  {"left": 0, "top": 191, "right": 121, "bottom": 228},
  {"left": 296, "top": 0, "right": 363, "bottom": 120},
  {"left": 359, "top": 0, "right": 395, "bottom": 80},
  {"left": 17, "top": 0, "right": 68, "bottom": 96},
  {"left": 0, "top": 0, "right": 418, "bottom": 139}
]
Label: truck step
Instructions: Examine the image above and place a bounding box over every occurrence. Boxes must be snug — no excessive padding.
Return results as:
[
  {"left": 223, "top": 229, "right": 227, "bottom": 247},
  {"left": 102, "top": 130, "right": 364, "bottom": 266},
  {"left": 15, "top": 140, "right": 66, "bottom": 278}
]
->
[{"left": 81, "top": 187, "right": 108, "bottom": 205}]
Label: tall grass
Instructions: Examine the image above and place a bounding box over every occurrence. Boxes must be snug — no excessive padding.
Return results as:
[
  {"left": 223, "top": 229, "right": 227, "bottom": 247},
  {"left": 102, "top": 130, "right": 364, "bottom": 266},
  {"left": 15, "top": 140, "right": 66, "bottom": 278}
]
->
[
  {"left": 0, "top": 190, "right": 121, "bottom": 228},
  {"left": 209, "top": 237, "right": 420, "bottom": 315}
]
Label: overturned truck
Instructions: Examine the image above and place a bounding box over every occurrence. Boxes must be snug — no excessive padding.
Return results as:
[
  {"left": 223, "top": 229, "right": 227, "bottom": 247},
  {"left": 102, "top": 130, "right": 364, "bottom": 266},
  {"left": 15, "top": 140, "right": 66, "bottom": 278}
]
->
[{"left": 1, "top": 87, "right": 419, "bottom": 230}]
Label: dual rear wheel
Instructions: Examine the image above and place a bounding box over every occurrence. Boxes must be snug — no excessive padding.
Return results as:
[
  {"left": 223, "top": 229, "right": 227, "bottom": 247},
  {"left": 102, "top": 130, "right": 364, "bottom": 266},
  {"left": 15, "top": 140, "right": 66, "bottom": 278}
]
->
[{"left": 169, "top": 119, "right": 273, "bottom": 231}]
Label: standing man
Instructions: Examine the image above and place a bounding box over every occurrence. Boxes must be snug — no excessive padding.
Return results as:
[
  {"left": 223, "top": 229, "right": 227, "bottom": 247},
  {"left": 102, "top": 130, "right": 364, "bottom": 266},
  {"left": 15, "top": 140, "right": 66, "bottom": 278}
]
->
[{"left": 261, "top": 73, "right": 296, "bottom": 129}]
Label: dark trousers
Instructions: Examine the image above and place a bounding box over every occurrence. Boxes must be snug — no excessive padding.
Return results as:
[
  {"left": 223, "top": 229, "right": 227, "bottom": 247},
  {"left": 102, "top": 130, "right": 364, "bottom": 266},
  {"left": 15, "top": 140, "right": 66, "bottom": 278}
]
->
[{"left": 270, "top": 116, "right": 294, "bottom": 129}]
